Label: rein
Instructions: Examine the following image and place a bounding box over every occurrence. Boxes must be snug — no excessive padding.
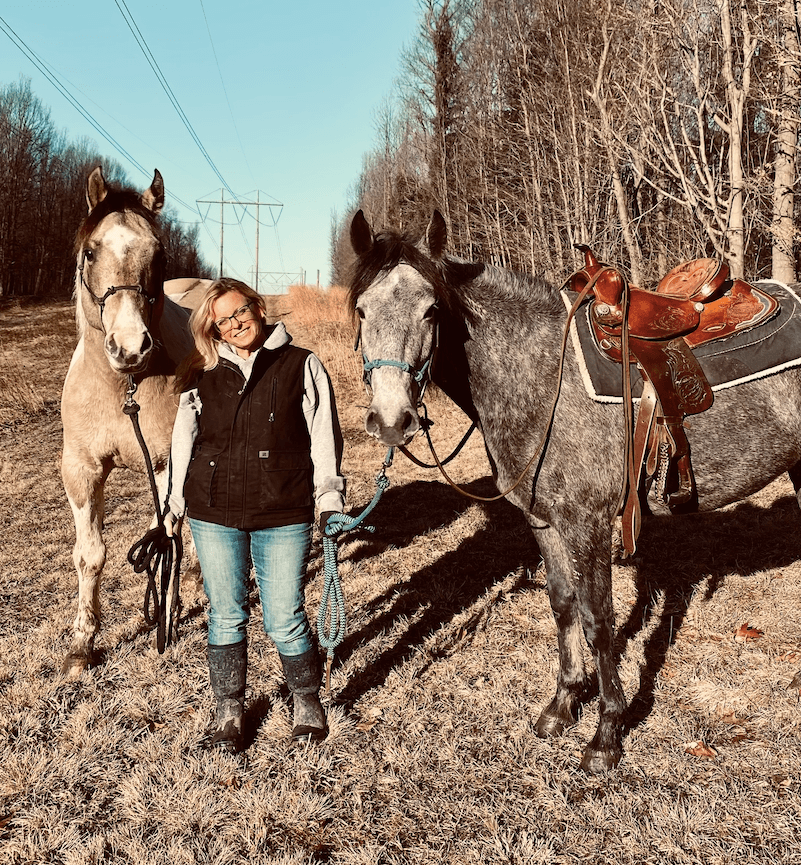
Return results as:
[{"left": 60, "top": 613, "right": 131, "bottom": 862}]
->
[{"left": 122, "top": 375, "right": 182, "bottom": 653}]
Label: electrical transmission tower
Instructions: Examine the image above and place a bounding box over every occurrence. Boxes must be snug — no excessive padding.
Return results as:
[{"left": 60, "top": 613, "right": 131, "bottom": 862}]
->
[{"left": 196, "top": 190, "right": 282, "bottom": 292}]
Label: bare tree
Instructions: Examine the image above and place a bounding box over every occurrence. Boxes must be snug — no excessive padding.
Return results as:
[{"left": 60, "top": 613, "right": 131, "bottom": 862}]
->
[{"left": 771, "top": 0, "right": 800, "bottom": 282}]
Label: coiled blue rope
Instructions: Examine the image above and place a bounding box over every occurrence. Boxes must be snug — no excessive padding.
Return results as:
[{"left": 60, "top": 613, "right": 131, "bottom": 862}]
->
[{"left": 317, "top": 447, "right": 394, "bottom": 692}]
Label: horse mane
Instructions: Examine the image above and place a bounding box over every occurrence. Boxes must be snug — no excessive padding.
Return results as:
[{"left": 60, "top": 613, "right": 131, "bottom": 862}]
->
[
  {"left": 74, "top": 186, "right": 161, "bottom": 254},
  {"left": 347, "top": 225, "right": 485, "bottom": 325}
]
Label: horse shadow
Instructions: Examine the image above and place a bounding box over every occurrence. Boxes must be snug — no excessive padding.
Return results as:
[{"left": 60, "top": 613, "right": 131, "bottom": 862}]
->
[
  {"left": 329, "top": 477, "right": 538, "bottom": 707},
  {"left": 619, "top": 493, "right": 801, "bottom": 732},
  {"left": 325, "top": 476, "right": 801, "bottom": 733}
]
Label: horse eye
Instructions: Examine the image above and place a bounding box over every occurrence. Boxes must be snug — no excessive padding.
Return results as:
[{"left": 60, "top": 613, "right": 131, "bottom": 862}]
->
[
  {"left": 356, "top": 307, "right": 365, "bottom": 320},
  {"left": 423, "top": 304, "right": 437, "bottom": 320},
  {"left": 84, "top": 249, "right": 94, "bottom": 262}
]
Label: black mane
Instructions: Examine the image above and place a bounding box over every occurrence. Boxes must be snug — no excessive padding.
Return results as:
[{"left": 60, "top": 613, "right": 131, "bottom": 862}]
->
[{"left": 347, "top": 226, "right": 485, "bottom": 324}]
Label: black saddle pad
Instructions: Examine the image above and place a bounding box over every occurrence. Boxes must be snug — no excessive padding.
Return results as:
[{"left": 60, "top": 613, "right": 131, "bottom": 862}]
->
[{"left": 563, "top": 281, "right": 801, "bottom": 402}]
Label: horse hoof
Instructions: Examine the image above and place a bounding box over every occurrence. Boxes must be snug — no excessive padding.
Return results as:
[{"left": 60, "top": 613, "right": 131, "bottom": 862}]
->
[
  {"left": 534, "top": 713, "right": 569, "bottom": 739},
  {"left": 534, "top": 699, "right": 578, "bottom": 738},
  {"left": 61, "top": 653, "right": 88, "bottom": 680},
  {"left": 580, "top": 746, "right": 622, "bottom": 774}
]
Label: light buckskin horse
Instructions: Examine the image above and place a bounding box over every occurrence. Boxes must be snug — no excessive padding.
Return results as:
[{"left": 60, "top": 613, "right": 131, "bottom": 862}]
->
[
  {"left": 348, "top": 209, "right": 801, "bottom": 773},
  {"left": 61, "top": 166, "right": 198, "bottom": 678}
]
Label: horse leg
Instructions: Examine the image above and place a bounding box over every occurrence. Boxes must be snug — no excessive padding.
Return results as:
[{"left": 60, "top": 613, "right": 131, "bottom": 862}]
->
[
  {"left": 787, "top": 460, "right": 801, "bottom": 509},
  {"left": 61, "top": 450, "right": 110, "bottom": 678},
  {"left": 532, "top": 524, "right": 591, "bottom": 738},
  {"left": 535, "top": 522, "right": 626, "bottom": 772},
  {"left": 571, "top": 532, "right": 627, "bottom": 773}
]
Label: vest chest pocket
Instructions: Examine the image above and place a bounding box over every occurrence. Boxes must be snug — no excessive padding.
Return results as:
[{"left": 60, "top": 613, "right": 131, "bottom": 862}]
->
[{"left": 258, "top": 450, "right": 313, "bottom": 508}]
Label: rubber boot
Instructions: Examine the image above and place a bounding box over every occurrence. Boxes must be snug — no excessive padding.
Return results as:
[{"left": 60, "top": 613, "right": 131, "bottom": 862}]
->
[
  {"left": 279, "top": 648, "right": 327, "bottom": 741},
  {"left": 207, "top": 640, "right": 246, "bottom": 752}
]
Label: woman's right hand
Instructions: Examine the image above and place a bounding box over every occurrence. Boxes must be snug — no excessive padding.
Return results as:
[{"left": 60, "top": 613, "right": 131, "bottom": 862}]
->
[{"left": 163, "top": 511, "right": 182, "bottom": 537}]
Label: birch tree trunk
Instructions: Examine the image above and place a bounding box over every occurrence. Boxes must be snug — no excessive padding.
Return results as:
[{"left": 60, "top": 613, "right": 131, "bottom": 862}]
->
[{"left": 772, "top": 0, "right": 800, "bottom": 283}]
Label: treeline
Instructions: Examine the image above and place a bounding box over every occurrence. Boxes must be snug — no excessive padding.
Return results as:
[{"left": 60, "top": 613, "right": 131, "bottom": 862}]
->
[
  {"left": 332, "top": 0, "right": 801, "bottom": 287},
  {"left": 0, "top": 77, "right": 212, "bottom": 298}
]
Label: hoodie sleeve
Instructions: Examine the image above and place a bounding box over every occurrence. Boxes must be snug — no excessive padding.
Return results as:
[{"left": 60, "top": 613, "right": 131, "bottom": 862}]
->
[
  {"left": 167, "top": 388, "right": 201, "bottom": 518},
  {"left": 302, "top": 353, "right": 346, "bottom": 515}
]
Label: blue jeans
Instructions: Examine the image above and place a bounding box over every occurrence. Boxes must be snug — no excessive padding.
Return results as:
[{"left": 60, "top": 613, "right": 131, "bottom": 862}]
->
[{"left": 188, "top": 518, "right": 313, "bottom": 655}]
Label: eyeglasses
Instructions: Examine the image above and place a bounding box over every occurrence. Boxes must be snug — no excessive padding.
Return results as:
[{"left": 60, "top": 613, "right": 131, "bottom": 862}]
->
[{"left": 214, "top": 301, "right": 256, "bottom": 332}]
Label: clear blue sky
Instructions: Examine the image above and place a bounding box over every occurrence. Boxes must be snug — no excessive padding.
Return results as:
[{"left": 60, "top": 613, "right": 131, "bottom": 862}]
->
[{"left": 0, "top": 1, "right": 420, "bottom": 290}]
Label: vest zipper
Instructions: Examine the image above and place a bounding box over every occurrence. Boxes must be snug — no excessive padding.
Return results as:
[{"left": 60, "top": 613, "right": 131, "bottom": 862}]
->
[{"left": 269, "top": 377, "right": 277, "bottom": 422}]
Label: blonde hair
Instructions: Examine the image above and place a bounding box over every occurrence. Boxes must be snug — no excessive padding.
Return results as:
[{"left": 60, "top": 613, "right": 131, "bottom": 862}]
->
[{"left": 175, "top": 278, "right": 269, "bottom": 392}]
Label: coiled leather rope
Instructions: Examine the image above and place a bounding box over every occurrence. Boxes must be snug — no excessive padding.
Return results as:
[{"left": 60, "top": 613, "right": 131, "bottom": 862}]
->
[{"left": 123, "top": 375, "right": 182, "bottom": 653}]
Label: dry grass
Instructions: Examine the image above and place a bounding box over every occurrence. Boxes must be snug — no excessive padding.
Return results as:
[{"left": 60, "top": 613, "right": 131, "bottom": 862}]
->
[{"left": 1, "top": 289, "right": 801, "bottom": 864}]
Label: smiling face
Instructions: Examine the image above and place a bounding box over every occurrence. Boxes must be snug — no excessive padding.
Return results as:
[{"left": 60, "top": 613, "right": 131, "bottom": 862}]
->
[{"left": 211, "top": 290, "right": 265, "bottom": 357}]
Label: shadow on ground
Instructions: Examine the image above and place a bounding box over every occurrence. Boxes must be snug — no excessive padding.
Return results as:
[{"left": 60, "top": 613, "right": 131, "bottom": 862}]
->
[{"left": 320, "top": 477, "right": 801, "bottom": 735}]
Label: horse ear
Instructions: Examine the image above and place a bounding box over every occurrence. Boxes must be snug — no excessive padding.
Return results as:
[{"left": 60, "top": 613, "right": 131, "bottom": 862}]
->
[
  {"left": 350, "top": 209, "right": 373, "bottom": 256},
  {"left": 425, "top": 210, "right": 448, "bottom": 259},
  {"left": 141, "top": 169, "right": 165, "bottom": 214},
  {"left": 86, "top": 166, "right": 108, "bottom": 212}
]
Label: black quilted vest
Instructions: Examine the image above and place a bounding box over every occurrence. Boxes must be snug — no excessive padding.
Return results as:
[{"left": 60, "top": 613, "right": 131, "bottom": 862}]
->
[{"left": 184, "top": 343, "right": 313, "bottom": 529}]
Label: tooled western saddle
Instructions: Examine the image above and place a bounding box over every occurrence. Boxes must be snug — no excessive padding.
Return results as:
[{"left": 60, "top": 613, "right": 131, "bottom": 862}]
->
[{"left": 567, "top": 246, "right": 779, "bottom": 557}]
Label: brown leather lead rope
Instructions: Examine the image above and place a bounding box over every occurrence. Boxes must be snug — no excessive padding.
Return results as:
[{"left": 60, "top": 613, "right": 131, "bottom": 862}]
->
[
  {"left": 412, "top": 268, "right": 614, "bottom": 504},
  {"left": 399, "top": 410, "right": 477, "bottom": 469}
]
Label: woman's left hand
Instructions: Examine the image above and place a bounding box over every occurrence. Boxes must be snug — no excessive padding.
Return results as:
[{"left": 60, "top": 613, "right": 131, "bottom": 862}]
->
[{"left": 319, "top": 511, "right": 338, "bottom": 535}]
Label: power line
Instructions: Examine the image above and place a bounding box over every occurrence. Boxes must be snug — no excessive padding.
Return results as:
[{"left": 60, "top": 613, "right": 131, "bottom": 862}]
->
[
  {"left": 114, "top": 0, "right": 240, "bottom": 205},
  {"left": 113, "top": 0, "right": 256, "bottom": 274},
  {"left": 0, "top": 14, "right": 202, "bottom": 217},
  {"left": 197, "top": 0, "right": 256, "bottom": 187},
  {"left": 0, "top": 14, "right": 149, "bottom": 178}
]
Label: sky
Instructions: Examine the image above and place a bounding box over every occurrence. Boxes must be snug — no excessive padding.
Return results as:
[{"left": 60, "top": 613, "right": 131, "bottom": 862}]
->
[{"left": 0, "top": 0, "right": 420, "bottom": 290}]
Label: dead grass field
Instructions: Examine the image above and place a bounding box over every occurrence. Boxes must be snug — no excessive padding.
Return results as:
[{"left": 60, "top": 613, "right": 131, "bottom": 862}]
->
[{"left": 1, "top": 288, "right": 801, "bottom": 864}]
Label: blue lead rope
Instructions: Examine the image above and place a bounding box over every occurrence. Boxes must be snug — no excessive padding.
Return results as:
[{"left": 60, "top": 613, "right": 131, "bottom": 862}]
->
[{"left": 317, "top": 447, "right": 394, "bottom": 693}]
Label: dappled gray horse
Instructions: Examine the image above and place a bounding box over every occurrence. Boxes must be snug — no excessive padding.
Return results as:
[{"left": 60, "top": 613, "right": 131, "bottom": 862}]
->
[
  {"left": 61, "top": 167, "right": 195, "bottom": 678},
  {"left": 348, "top": 209, "right": 801, "bottom": 772}
]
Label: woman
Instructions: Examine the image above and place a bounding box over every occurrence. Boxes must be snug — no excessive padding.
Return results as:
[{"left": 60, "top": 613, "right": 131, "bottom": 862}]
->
[{"left": 165, "top": 278, "right": 345, "bottom": 752}]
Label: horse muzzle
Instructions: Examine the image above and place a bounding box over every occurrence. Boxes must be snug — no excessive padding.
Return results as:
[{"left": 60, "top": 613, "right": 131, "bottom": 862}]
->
[
  {"left": 104, "top": 329, "right": 154, "bottom": 373},
  {"left": 365, "top": 404, "right": 420, "bottom": 446}
]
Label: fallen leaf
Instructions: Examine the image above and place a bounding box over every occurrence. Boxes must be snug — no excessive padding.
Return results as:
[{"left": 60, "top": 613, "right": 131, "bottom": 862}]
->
[
  {"left": 788, "top": 671, "right": 801, "bottom": 691},
  {"left": 219, "top": 776, "right": 240, "bottom": 789},
  {"left": 718, "top": 709, "right": 746, "bottom": 724},
  {"left": 356, "top": 706, "right": 383, "bottom": 731},
  {"left": 734, "top": 623, "right": 763, "bottom": 642},
  {"left": 780, "top": 651, "right": 801, "bottom": 663},
  {"left": 683, "top": 740, "right": 717, "bottom": 759}
]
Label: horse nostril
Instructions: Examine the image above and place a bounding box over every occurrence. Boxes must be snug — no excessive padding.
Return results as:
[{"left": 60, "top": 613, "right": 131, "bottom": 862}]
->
[
  {"left": 365, "top": 409, "right": 380, "bottom": 435},
  {"left": 402, "top": 410, "right": 419, "bottom": 438},
  {"left": 140, "top": 332, "right": 154, "bottom": 355}
]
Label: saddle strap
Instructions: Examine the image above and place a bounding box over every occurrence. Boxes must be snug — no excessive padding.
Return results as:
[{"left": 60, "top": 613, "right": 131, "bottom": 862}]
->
[
  {"left": 621, "top": 381, "right": 658, "bottom": 558},
  {"left": 653, "top": 416, "right": 696, "bottom": 508},
  {"left": 619, "top": 337, "right": 712, "bottom": 557}
]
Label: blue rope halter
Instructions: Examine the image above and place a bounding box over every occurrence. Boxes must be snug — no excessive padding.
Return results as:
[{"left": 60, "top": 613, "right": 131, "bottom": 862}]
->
[
  {"left": 316, "top": 447, "right": 395, "bottom": 693},
  {"left": 363, "top": 356, "right": 431, "bottom": 384}
]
